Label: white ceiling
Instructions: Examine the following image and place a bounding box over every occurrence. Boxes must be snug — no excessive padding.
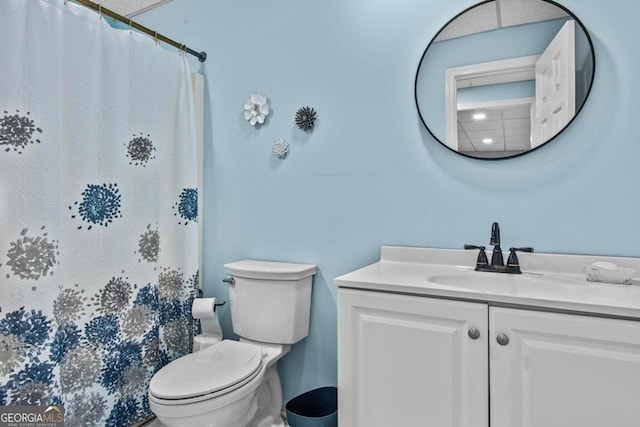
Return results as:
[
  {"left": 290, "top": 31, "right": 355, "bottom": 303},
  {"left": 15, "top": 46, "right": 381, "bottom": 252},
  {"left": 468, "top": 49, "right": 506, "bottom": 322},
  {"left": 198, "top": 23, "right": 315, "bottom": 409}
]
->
[
  {"left": 457, "top": 102, "right": 533, "bottom": 156},
  {"left": 435, "top": 0, "right": 568, "bottom": 42}
]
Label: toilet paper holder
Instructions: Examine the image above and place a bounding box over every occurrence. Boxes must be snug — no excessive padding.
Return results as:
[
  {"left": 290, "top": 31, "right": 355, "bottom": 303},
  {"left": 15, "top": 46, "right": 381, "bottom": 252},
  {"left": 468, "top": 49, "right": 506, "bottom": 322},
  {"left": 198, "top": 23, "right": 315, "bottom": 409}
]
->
[{"left": 214, "top": 301, "right": 226, "bottom": 312}]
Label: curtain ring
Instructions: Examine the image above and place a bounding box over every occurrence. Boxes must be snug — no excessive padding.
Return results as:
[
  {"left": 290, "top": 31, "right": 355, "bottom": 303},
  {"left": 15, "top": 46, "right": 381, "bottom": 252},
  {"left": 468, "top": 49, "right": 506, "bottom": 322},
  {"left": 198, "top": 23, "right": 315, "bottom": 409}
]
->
[
  {"left": 154, "top": 31, "right": 159, "bottom": 44},
  {"left": 129, "top": 18, "right": 133, "bottom": 33},
  {"left": 98, "top": 3, "right": 102, "bottom": 17}
]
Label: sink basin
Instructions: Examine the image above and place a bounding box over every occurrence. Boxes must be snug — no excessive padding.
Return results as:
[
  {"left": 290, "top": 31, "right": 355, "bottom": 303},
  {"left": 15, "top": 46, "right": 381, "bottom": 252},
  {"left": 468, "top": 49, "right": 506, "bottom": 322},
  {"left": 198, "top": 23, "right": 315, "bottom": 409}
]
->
[{"left": 427, "top": 272, "right": 580, "bottom": 296}]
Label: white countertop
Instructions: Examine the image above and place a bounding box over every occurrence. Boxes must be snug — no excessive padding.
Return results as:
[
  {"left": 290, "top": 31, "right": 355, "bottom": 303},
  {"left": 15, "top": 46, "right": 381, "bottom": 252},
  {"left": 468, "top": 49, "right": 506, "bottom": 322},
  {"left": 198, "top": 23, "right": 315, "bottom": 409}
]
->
[{"left": 334, "top": 246, "right": 640, "bottom": 319}]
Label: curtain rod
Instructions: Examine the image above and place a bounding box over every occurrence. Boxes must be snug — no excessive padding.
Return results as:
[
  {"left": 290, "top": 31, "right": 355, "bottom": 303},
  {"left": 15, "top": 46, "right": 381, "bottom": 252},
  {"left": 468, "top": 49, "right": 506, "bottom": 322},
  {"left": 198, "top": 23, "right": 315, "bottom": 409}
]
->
[{"left": 73, "top": 0, "right": 207, "bottom": 62}]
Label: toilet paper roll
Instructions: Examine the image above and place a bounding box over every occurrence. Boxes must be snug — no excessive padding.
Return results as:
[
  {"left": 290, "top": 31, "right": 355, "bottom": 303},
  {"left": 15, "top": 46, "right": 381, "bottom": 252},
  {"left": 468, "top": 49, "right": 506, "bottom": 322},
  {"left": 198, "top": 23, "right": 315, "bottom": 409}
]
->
[
  {"left": 192, "top": 297, "right": 216, "bottom": 319},
  {"left": 192, "top": 297, "right": 223, "bottom": 337}
]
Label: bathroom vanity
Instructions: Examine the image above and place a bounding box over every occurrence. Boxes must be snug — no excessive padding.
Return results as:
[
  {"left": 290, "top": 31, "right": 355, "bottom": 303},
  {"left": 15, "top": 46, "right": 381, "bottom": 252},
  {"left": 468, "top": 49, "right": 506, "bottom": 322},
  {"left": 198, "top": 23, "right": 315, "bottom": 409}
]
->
[{"left": 335, "top": 246, "right": 640, "bottom": 427}]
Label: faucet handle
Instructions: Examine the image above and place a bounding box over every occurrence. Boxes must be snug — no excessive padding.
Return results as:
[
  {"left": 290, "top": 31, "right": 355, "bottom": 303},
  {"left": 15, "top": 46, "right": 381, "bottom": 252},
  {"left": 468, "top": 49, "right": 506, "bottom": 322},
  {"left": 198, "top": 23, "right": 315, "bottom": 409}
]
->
[
  {"left": 506, "top": 247, "right": 534, "bottom": 273},
  {"left": 511, "top": 247, "right": 534, "bottom": 253},
  {"left": 465, "top": 244, "right": 488, "bottom": 269}
]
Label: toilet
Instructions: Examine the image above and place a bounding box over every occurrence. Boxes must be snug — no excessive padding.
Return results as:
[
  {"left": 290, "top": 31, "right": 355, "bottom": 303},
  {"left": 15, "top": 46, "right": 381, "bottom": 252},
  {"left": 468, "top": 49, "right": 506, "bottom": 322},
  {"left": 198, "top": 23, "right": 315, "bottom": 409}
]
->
[{"left": 148, "top": 260, "right": 317, "bottom": 427}]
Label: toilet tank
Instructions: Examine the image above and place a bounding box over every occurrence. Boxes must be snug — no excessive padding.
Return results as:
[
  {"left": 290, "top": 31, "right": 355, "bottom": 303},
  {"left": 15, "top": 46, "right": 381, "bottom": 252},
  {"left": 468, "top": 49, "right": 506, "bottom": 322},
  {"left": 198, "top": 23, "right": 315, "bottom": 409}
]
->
[{"left": 224, "top": 260, "right": 316, "bottom": 344}]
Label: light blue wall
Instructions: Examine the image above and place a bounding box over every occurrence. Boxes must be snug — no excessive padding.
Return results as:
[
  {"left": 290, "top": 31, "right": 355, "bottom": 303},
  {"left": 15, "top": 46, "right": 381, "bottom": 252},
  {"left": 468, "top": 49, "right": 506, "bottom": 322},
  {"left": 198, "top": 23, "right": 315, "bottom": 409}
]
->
[{"left": 138, "top": 0, "right": 640, "bottom": 401}]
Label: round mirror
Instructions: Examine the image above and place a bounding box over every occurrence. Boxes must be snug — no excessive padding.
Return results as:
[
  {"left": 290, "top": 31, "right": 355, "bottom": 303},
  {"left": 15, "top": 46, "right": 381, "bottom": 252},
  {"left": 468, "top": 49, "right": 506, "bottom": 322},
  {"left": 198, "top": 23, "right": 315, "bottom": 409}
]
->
[{"left": 415, "top": 0, "right": 595, "bottom": 159}]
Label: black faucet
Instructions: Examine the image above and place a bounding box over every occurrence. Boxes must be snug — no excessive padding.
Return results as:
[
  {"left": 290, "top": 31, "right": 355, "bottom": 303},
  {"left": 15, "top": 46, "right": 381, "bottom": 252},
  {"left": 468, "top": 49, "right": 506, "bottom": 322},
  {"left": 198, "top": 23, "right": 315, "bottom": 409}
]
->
[
  {"left": 465, "top": 222, "right": 534, "bottom": 274},
  {"left": 490, "top": 222, "right": 503, "bottom": 267}
]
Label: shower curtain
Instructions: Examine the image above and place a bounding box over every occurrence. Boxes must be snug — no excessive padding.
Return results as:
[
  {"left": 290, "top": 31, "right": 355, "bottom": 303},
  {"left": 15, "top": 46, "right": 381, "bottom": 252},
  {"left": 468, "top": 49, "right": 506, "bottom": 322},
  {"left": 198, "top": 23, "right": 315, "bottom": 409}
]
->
[{"left": 0, "top": 1, "right": 199, "bottom": 425}]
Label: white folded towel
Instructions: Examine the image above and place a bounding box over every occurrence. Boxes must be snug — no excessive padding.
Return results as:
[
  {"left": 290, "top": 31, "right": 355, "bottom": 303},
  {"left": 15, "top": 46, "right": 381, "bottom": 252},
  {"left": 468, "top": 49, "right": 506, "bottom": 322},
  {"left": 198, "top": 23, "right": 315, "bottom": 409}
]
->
[{"left": 584, "top": 262, "right": 639, "bottom": 285}]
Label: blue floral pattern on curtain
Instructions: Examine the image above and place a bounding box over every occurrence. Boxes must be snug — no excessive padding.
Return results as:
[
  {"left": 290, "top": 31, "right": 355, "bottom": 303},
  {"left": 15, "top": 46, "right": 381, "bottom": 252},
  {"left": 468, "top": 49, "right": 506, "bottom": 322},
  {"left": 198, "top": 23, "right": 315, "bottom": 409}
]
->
[{"left": 0, "top": 1, "right": 200, "bottom": 425}]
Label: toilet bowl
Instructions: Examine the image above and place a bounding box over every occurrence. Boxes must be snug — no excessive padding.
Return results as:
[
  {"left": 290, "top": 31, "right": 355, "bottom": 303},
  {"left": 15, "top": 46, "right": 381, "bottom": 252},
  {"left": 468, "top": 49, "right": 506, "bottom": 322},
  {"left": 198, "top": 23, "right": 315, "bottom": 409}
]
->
[
  {"left": 148, "top": 260, "right": 316, "bottom": 427},
  {"left": 149, "top": 340, "right": 289, "bottom": 427}
]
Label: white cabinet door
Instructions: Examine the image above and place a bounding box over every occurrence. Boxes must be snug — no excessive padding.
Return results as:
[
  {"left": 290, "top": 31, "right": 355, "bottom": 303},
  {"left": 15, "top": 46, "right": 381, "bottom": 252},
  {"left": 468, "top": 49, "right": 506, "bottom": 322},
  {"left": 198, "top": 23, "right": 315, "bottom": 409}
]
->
[
  {"left": 490, "top": 307, "right": 640, "bottom": 427},
  {"left": 338, "top": 289, "right": 488, "bottom": 427}
]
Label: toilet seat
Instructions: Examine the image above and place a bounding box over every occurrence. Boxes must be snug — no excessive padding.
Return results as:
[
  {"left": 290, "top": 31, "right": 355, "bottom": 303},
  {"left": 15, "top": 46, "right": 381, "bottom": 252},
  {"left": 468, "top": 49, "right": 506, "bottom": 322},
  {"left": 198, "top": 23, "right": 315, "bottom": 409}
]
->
[{"left": 149, "top": 340, "right": 263, "bottom": 404}]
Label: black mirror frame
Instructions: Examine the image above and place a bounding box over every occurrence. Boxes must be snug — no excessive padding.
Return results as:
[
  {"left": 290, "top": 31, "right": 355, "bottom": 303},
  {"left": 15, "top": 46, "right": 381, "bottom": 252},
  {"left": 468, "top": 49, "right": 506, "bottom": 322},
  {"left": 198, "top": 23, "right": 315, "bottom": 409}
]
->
[{"left": 414, "top": 0, "right": 596, "bottom": 160}]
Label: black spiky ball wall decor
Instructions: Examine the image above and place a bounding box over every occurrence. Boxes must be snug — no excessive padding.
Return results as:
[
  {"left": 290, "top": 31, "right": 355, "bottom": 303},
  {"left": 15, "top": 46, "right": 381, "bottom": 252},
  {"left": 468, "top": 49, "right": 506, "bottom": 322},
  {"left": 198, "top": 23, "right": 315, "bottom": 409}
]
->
[{"left": 295, "top": 106, "right": 317, "bottom": 132}]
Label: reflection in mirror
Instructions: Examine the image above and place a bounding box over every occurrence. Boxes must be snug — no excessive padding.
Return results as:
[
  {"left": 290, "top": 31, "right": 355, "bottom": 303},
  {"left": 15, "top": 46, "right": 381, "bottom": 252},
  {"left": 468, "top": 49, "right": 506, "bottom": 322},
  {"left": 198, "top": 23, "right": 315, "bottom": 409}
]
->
[{"left": 415, "top": 0, "right": 594, "bottom": 159}]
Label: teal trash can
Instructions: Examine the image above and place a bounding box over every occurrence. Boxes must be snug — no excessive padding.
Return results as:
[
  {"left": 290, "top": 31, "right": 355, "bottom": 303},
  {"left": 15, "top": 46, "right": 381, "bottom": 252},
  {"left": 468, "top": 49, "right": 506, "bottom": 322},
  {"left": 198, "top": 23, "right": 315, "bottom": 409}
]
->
[{"left": 285, "top": 386, "right": 337, "bottom": 427}]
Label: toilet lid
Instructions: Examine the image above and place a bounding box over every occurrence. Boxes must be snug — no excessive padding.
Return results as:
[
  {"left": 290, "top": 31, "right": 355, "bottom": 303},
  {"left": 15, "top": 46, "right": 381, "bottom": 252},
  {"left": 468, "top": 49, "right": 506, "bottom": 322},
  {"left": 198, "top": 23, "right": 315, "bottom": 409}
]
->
[{"left": 149, "top": 340, "right": 263, "bottom": 400}]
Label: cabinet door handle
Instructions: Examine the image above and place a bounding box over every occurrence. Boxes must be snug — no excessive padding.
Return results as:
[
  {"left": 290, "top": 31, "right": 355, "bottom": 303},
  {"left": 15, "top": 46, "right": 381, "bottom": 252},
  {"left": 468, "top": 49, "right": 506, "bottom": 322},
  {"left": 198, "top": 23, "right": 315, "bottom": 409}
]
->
[
  {"left": 496, "top": 333, "right": 510, "bottom": 346},
  {"left": 468, "top": 328, "right": 481, "bottom": 340}
]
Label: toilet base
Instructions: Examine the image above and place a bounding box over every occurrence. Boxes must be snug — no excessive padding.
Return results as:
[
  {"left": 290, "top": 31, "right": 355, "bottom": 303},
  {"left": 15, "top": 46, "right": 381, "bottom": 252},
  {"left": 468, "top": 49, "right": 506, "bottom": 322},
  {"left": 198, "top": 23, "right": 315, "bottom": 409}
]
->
[
  {"left": 248, "top": 364, "right": 286, "bottom": 427},
  {"left": 151, "top": 345, "right": 288, "bottom": 427}
]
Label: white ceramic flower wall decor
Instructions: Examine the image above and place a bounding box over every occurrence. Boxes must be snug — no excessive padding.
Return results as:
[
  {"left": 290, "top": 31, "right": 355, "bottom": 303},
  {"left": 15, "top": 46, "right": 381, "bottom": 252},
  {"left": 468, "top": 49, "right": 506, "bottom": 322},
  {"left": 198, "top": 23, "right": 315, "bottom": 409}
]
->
[
  {"left": 244, "top": 93, "right": 270, "bottom": 126},
  {"left": 272, "top": 138, "right": 289, "bottom": 159}
]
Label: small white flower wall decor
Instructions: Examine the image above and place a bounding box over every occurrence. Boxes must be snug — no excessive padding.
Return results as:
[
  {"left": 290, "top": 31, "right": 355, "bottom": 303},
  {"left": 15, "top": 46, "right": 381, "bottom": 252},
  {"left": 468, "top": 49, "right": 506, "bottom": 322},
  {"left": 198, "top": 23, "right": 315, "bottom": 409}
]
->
[
  {"left": 272, "top": 138, "right": 289, "bottom": 159},
  {"left": 244, "top": 93, "right": 270, "bottom": 126}
]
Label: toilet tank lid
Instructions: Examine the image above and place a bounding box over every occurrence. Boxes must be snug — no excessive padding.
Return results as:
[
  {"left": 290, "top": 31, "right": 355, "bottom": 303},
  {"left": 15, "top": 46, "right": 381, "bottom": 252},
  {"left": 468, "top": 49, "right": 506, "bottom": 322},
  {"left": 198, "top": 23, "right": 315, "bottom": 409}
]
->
[{"left": 224, "top": 260, "right": 316, "bottom": 280}]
